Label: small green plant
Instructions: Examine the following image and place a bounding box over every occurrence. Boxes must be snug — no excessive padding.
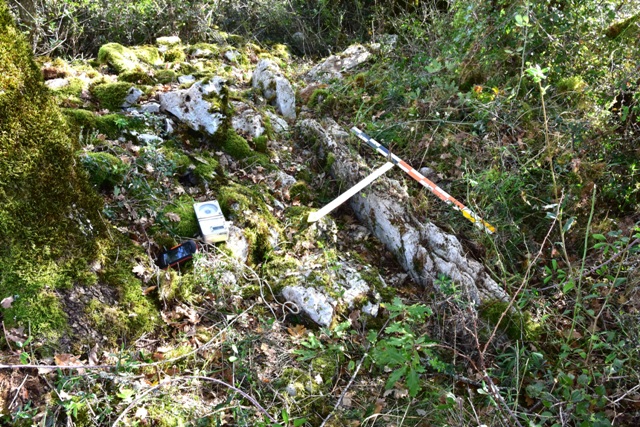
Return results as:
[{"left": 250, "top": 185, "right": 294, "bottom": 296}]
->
[{"left": 368, "top": 297, "right": 443, "bottom": 397}]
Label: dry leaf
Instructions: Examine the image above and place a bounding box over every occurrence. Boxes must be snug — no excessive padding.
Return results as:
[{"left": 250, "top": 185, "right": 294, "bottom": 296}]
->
[
  {"left": 143, "top": 286, "right": 157, "bottom": 295},
  {"left": 5, "top": 327, "right": 26, "bottom": 344},
  {"left": 287, "top": 324, "right": 307, "bottom": 338},
  {"left": 165, "top": 212, "right": 181, "bottom": 222},
  {"left": 55, "top": 353, "right": 80, "bottom": 366},
  {"left": 1, "top": 296, "right": 14, "bottom": 308},
  {"left": 341, "top": 392, "right": 354, "bottom": 408}
]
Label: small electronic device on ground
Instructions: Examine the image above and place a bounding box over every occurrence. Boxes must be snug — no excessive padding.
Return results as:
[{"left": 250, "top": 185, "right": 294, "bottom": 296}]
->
[
  {"left": 194, "top": 200, "right": 229, "bottom": 243},
  {"left": 157, "top": 240, "right": 198, "bottom": 269}
]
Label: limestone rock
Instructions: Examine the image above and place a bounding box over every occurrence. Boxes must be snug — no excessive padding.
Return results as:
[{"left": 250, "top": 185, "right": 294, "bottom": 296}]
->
[
  {"left": 279, "top": 249, "right": 382, "bottom": 327},
  {"left": 159, "top": 77, "right": 227, "bottom": 135},
  {"left": 226, "top": 225, "right": 250, "bottom": 263},
  {"left": 224, "top": 50, "right": 241, "bottom": 62},
  {"left": 282, "top": 285, "right": 335, "bottom": 327},
  {"left": 122, "top": 87, "right": 143, "bottom": 107},
  {"left": 296, "top": 118, "right": 508, "bottom": 305},
  {"left": 178, "top": 75, "right": 196, "bottom": 85},
  {"left": 45, "top": 78, "right": 69, "bottom": 90},
  {"left": 306, "top": 45, "right": 371, "bottom": 83},
  {"left": 156, "top": 36, "right": 181, "bottom": 47},
  {"left": 139, "top": 102, "right": 161, "bottom": 114},
  {"left": 231, "top": 102, "right": 266, "bottom": 138},
  {"left": 265, "top": 111, "right": 289, "bottom": 134},
  {"left": 251, "top": 59, "right": 296, "bottom": 121}
]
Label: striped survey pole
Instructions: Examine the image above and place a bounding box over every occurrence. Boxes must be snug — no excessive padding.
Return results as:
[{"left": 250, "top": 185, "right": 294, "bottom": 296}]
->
[{"left": 351, "top": 127, "right": 496, "bottom": 234}]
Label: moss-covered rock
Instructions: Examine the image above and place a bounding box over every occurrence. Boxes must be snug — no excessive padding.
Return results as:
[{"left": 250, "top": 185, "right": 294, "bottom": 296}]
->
[
  {"left": 0, "top": 4, "right": 88, "bottom": 343},
  {"left": 63, "top": 109, "right": 143, "bottom": 139},
  {"left": 252, "top": 134, "right": 269, "bottom": 153},
  {"left": 80, "top": 151, "right": 127, "bottom": 190},
  {"left": 91, "top": 82, "right": 133, "bottom": 111},
  {"left": 97, "top": 42, "right": 140, "bottom": 74},
  {"left": 187, "top": 43, "right": 220, "bottom": 58},
  {"left": 164, "top": 47, "right": 186, "bottom": 63},
  {"left": 118, "top": 68, "right": 153, "bottom": 84},
  {"left": 0, "top": 4, "right": 157, "bottom": 351},
  {"left": 479, "top": 300, "right": 541, "bottom": 341},
  {"left": 289, "top": 180, "right": 313, "bottom": 204},
  {"left": 97, "top": 42, "right": 162, "bottom": 74},
  {"left": 155, "top": 69, "right": 178, "bottom": 84},
  {"left": 220, "top": 128, "right": 253, "bottom": 159},
  {"left": 161, "top": 196, "right": 200, "bottom": 237}
]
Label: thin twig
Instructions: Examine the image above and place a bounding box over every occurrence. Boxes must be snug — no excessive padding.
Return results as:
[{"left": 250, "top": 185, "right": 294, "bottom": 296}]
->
[
  {"left": 8, "top": 374, "right": 29, "bottom": 410},
  {"left": 111, "top": 383, "right": 161, "bottom": 427},
  {"left": 185, "top": 376, "right": 277, "bottom": 423},
  {"left": 112, "top": 375, "right": 277, "bottom": 426},
  {"left": 585, "top": 237, "right": 640, "bottom": 276}
]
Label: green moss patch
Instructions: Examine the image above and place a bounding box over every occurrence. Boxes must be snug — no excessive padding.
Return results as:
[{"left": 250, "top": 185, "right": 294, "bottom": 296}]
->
[
  {"left": 118, "top": 68, "right": 153, "bottom": 84},
  {"left": 160, "top": 196, "right": 200, "bottom": 238},
  {"left": 479, "top": 300, "right": 541, "bottom": 341},
  {"left": 164, "top": 47, "right": 186, "bottom": 63},
  {"left": 80, "top": 152, "right": 127, "bottom": 190},
  {"left": 97, "top": 43, "right": 162, "bottom": 74},
  {"left": 91, "top": 82, "right": 133, "bottom": 111},
  {"left": 155, "top": 69, "right": 178, "bottom": 84},
  {"left": 97, "top": 42, "right": 141, "bottom": 74}
]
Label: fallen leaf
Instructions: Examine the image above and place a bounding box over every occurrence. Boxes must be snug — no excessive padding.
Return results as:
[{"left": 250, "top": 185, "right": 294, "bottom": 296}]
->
[
  {"left": 5, "top": 327, "right": 26, "bottom": 344},
  {"left": 1, "top": 296, "right": 14, "bottom": 308},
  {"left": 55, "top": 353, "right": 80, "bottom": 366},
  {"left": 143, "top": 286, "right": 157, "bottom": 295},
  {"left": 287, "top": 324, "right": 307, "bottom": 338},
  {"left": 165, "top": 212, "right": 181, "bottom": 222},
  {"left": 341, "top": 392, "right": 354, "bottom": 408}
]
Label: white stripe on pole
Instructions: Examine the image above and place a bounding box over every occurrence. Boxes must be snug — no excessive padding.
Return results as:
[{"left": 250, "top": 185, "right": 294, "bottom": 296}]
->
[{"left": 307, "top": 162, "right": 395, "bottom": 223}]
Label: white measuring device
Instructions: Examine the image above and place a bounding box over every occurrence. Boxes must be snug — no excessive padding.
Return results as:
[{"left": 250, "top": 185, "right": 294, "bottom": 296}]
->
[{"left": 307, "top": 127, "right": 495, "bottom": 234}]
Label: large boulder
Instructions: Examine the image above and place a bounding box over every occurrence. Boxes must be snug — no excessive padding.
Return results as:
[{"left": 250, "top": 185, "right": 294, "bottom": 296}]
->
[
  {"left": 159, "top": 77, "right": 228, "bottom": 135},
  {"left": 297, "top": 119, "right": 508, "bottom": 305},
  {"left": 251, "top": 59, "right": 296, "bottom": 121}
]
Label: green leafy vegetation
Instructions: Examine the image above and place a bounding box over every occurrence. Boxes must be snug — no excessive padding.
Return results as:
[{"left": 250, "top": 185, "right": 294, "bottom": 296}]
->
[{"left": 2, "top": 0, "right": 639, "bottom": 426}]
